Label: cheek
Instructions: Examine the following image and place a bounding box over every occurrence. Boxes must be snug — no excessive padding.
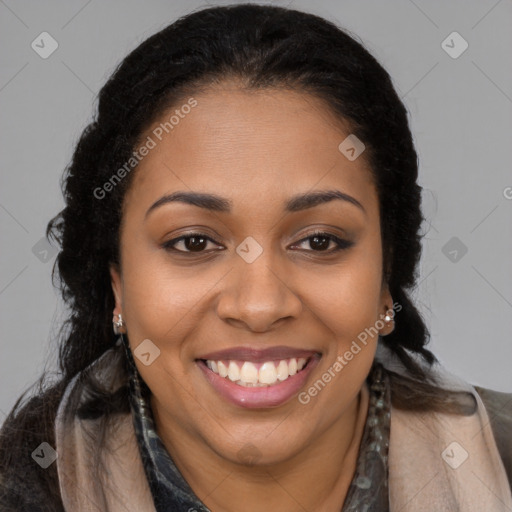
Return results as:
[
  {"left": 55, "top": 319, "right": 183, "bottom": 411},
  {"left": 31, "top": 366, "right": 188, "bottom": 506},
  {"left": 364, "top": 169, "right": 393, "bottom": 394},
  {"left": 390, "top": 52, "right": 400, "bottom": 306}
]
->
[
  {"left": 313, "top": 253, "right": 383, "bottom": 337},
  {"left": 119, "top": 243, "right": 224, "bottom": 378},
  {"left": 119, "top": 243, "right": 192, "bottom": 346}
]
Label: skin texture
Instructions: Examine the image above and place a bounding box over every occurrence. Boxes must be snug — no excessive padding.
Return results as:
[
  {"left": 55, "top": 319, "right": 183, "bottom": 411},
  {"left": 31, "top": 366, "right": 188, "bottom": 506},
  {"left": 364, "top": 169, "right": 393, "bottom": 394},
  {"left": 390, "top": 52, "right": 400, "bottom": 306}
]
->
[{"left": 110, "top": 81, "right": 394, "bottom": 511}]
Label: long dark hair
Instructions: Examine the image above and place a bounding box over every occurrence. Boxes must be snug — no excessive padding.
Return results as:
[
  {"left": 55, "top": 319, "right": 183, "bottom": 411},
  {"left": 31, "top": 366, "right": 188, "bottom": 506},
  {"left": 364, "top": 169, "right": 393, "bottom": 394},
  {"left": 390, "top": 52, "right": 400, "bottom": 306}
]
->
[{"left": 0, "top": 4, "right": 476, "bottom": 508}]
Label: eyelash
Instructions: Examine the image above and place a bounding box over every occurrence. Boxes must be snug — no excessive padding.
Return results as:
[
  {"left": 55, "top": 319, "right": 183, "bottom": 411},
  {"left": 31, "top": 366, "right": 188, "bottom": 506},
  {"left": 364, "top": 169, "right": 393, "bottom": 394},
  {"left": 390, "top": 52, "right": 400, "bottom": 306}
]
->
[{"left": 161, "top": 230, "right": 354, "bottom": 255}]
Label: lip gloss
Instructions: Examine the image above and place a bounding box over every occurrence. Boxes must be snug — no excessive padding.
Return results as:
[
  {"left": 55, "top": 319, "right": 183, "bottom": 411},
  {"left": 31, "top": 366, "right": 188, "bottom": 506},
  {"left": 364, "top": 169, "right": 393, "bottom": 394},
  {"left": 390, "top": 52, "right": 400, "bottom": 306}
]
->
[{"left": 197, "top": 356, "right": 320, "bottom": 408}]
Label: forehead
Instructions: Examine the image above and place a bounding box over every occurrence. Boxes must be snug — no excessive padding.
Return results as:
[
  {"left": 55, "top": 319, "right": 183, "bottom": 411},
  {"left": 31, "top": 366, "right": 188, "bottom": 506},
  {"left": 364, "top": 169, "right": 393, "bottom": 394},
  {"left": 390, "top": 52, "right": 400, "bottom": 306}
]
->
[{"left": 124, "top": 85, "right": 377, "bottom": 219}]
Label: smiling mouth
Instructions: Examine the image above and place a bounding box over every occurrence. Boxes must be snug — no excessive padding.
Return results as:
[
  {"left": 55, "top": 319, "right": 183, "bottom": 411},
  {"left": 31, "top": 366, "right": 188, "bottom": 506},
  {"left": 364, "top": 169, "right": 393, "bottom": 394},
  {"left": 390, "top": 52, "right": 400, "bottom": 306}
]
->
[
  {"left": 198, "top": 356, "right": 313, "bottom": 387},
  {"left": 196, "top": 352, "right": 322, "bottom": 408}
]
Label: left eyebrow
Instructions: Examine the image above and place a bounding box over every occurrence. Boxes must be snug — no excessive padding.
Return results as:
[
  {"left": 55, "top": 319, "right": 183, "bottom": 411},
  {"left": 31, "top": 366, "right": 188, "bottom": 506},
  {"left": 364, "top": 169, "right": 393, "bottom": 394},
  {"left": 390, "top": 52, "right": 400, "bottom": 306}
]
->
[{"left": 144, "top": 189, "right": 366, "bottom": 219}]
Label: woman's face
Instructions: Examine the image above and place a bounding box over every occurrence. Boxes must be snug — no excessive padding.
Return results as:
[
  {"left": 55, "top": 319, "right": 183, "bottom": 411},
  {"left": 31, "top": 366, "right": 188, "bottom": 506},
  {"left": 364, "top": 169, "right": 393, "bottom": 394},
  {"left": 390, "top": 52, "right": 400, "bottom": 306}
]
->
[{"left": 110, "top": 82, "right": 393, "bottom": 466}]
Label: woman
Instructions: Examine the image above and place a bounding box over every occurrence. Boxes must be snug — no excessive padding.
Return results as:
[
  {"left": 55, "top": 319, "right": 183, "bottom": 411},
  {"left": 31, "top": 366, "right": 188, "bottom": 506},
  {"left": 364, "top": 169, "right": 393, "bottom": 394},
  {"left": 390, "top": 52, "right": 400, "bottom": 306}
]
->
[{"left": 1, "top": 4, "right": 511, "bottom": 511}]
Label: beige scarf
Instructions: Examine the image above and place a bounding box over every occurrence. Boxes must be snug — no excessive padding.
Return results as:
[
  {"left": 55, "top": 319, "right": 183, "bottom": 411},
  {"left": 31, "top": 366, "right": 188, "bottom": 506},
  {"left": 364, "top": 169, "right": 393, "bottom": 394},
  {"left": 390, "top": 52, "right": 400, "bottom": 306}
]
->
[{"left": 54, "top": 344, "right": 512, "bottom": 511}]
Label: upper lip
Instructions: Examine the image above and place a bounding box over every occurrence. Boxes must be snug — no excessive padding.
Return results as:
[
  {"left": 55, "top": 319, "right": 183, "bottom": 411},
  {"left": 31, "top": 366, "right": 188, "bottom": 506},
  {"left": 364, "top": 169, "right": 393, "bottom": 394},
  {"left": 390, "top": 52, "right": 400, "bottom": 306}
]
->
[{"left": 197, "top": 345, "right": 321, "bottom": 363}]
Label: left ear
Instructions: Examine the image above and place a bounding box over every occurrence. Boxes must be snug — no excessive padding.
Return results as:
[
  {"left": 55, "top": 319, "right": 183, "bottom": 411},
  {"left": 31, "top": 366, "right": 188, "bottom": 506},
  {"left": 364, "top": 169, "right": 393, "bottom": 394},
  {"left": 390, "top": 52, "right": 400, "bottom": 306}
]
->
[{"left": 379, "top": 283, "right": 395, "bottom": 336}]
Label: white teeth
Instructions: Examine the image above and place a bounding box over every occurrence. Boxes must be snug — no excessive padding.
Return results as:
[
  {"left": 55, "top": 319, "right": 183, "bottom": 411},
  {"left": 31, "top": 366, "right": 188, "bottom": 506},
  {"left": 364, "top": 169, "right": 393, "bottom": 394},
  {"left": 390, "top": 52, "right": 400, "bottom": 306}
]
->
[
  {"left": 228, "top": 361, "right": 240, "bottom": 381},
  {"left": 205, "top": 357, "right": 309, "bottom": 386},
  {"left": 240, "top": 361, "right": 258, "bottom": 384},
  {"left": 259, "top": 362, "right": 277, "bottom": 385},
  {"left": 218, "top": 361, "right": 228, "bottom": 378},
  {"left": 276, "top": 360, "right": 289, "bottom": 381}
]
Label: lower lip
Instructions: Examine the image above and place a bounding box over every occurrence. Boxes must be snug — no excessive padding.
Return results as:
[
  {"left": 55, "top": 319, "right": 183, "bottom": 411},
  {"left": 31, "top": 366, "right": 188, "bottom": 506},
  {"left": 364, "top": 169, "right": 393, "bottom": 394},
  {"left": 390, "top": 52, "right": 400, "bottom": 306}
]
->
[{"left": 197, "top": 356, "right": 320, "bottom": 409}]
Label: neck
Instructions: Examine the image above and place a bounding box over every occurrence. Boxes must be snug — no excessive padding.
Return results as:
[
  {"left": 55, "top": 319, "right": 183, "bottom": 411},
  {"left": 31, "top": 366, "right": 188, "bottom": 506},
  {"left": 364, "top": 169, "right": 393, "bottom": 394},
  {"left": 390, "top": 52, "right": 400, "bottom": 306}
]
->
[{"left": 151, "top": 383, "right": 369, "bottom": 512}]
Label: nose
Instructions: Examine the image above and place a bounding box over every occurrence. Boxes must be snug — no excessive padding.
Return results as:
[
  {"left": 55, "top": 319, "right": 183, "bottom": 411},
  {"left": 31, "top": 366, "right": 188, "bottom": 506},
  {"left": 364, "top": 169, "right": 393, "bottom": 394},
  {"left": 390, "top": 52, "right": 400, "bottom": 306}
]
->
[{"left": 216, "top": 254, "right": 303, "bottom": 333}]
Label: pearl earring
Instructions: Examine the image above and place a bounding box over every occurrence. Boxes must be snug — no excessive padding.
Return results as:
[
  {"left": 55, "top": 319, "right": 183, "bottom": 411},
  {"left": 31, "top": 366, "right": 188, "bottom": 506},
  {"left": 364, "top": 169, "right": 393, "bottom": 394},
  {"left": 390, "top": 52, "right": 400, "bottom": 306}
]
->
[
  {"left": 383, "top": 309, "right": 394, "bottom": 323},
  {"left": 113, "top": 313, "right": 124, "bottom": 335}
]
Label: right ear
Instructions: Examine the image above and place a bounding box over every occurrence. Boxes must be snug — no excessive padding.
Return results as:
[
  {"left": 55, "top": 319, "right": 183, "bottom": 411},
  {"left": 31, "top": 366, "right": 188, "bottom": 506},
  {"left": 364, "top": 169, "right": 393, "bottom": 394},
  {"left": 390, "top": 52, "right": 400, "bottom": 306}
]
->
[{"left": 110, "top": 264, "right": 123, "bottom": 314}]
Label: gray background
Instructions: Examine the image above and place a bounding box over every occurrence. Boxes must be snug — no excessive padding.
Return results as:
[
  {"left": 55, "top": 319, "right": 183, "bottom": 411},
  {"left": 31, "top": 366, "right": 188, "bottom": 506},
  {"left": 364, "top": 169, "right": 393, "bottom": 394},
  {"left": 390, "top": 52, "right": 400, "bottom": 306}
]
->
[{"left": 1, "top": 0, "right": 511, "bottom": 421}]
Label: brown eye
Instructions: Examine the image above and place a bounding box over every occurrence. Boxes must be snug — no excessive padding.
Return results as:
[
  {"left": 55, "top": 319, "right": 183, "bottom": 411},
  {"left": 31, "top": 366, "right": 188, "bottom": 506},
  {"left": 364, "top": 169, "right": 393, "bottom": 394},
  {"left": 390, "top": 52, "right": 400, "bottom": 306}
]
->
[
  {"left": 162, "top": 233, "right": 221, "bottom": 253},
  {"left": 162, "top": 231, "right": 353, "bottom": 255},
  {"left": 308, "top": 234, "right": 331, "bottom": 251},
  {"left": 291, "top": 231, "right": 354, "bottom": 253}
]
